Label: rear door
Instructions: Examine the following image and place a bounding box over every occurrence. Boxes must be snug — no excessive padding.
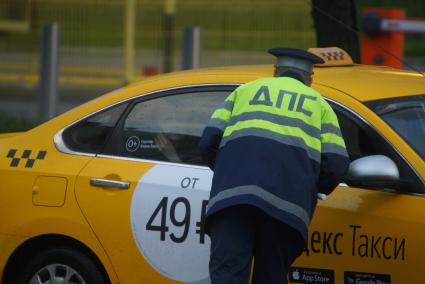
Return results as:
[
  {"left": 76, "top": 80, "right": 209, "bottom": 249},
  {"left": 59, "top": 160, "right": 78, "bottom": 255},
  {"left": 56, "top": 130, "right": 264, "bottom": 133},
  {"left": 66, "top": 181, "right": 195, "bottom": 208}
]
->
[{"left": 75, "top": 85, "right": 235, "bottom": 283}]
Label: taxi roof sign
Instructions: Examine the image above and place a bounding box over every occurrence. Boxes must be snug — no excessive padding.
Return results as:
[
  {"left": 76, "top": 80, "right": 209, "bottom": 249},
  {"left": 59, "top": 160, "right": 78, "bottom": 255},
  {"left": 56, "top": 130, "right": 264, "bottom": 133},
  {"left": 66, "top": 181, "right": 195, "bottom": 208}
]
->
[{"left": 308, "top": 47, "right": 354, "bottom": 66}]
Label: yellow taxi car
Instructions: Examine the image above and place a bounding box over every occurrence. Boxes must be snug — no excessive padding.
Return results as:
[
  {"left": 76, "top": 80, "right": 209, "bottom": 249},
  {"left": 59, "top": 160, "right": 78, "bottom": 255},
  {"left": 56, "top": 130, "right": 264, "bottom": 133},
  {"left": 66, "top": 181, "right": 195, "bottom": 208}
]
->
[{"left": 0, "top": 48, "right": 424, "bottom": 284}]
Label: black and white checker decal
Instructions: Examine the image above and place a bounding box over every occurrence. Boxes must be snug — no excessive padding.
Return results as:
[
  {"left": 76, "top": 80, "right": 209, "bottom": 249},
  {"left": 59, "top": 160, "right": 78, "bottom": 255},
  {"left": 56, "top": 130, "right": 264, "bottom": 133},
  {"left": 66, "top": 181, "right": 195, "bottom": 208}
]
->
[{"left": 6, "top": 149, "right": 47, "bottom": 168}]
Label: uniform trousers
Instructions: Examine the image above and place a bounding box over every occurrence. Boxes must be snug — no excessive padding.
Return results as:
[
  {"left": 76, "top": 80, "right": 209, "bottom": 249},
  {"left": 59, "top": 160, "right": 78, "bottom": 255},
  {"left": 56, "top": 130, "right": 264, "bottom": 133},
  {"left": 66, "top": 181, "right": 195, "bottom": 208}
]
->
[{"left": 208, "top": 205, "right": 305, "bottom": 284}]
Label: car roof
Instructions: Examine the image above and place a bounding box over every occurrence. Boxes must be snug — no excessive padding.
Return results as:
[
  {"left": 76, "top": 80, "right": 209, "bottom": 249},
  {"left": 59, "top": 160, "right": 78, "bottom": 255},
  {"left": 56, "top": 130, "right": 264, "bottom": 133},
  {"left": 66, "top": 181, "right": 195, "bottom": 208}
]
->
[
  {"left": 39, "top": 63, "right": 424, "bottom": 134},
  {"left": 128, "top": 64, "right": 425, "bottom": 103}
]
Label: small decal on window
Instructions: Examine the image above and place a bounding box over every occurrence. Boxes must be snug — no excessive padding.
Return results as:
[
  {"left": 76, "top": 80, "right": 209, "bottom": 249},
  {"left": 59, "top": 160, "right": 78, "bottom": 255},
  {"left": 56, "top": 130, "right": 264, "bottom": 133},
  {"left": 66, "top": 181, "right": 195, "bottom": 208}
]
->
[
  {"left": 125, "top": 136, "right": 141, "bottom": 152},
  {"left": 140, "top": 139, "right": 160, "bottom": 149}
]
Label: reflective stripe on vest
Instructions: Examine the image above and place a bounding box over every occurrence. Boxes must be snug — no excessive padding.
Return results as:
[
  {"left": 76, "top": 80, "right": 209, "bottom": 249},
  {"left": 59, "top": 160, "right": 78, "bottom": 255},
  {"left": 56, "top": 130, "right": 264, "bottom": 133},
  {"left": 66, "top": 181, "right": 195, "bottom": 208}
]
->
[{"left": 207, "top": 185, "right": 310, "bottom": 230}]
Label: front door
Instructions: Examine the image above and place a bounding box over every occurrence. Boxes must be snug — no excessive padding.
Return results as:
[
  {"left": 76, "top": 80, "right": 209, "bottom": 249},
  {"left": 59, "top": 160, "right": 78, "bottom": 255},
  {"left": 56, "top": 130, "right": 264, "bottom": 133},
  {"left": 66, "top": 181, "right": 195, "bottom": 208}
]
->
[{"left": 290, "top": 95, "right": 425, "bottom": 284}]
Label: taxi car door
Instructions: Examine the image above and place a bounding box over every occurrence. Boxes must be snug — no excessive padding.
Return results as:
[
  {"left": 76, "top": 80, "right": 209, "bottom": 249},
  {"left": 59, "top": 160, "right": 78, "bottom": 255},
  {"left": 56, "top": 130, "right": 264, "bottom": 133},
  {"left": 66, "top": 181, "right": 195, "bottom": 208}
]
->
[
  {"left": 74, "top": 86, "right": 234, "bottom": 284},
  {"left": 290, "top": 98, "right": 425, "bottom": 284}
]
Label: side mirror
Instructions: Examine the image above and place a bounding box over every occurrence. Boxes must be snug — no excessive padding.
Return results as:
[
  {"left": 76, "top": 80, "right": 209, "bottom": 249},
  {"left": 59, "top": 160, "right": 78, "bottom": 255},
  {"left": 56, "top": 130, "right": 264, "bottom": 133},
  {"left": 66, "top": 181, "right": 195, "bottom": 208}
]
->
[
  {"left": 345, "top": 155, "right": 402, "bottom": 190},
  {"left": 347, "top": 155, "right": 399, "bottom": 180}
]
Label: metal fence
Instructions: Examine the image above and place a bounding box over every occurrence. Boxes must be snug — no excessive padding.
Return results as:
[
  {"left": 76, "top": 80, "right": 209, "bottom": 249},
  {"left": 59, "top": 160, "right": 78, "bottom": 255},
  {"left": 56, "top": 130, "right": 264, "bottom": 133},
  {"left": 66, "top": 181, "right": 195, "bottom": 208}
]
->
[
  {"left": 0, "top": 0, "right": 423, "bottom": 89},
  {"left": 0, "top": 0, "right": 316, "bottom": 88}
]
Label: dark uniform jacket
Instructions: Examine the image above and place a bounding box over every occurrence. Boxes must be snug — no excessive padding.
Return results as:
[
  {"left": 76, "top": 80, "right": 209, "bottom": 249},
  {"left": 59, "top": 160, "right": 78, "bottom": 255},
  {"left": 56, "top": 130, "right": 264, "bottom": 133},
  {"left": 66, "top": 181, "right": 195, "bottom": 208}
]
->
[{"left": 199, "top": 76, "right": 350, "bottom": 242}]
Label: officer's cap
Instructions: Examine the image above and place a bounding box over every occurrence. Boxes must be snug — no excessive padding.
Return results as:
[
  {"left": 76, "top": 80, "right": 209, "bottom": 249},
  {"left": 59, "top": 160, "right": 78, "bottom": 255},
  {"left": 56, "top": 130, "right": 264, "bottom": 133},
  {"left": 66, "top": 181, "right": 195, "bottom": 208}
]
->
[{"left": 268, "top": 47, "right": 325, "bottom": 73}]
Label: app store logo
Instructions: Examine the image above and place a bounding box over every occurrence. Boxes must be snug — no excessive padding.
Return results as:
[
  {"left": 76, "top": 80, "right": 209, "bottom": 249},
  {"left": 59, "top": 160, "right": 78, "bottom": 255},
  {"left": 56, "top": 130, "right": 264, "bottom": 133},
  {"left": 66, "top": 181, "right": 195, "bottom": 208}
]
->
[{"left": 292, "top": 269, "right": 300, "bottom": 281}]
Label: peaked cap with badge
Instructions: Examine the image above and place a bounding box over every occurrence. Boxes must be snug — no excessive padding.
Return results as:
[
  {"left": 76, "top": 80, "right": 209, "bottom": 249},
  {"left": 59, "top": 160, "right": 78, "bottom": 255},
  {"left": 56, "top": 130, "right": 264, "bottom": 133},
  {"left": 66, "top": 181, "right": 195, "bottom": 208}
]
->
[{"left": 268, "top": 47, "right": 325, "bottom": 73}]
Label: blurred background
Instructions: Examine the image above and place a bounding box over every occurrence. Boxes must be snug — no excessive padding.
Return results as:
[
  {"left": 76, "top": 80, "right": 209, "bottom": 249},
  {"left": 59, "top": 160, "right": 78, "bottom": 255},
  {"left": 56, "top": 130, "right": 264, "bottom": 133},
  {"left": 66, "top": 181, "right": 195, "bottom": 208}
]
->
[{"left": 0, "top": 0, "right": 424, "bottom": 132}]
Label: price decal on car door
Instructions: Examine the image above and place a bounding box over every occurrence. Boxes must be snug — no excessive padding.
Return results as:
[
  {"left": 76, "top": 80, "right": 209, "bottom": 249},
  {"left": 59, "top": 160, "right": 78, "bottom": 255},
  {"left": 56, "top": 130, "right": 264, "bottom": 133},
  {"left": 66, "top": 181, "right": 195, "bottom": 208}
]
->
[
  {"left": 130, "top": 164, "right": 212, "bottom": 283},
  {"left": 146, "top": 197, "right": 208, "bottom": 244}
]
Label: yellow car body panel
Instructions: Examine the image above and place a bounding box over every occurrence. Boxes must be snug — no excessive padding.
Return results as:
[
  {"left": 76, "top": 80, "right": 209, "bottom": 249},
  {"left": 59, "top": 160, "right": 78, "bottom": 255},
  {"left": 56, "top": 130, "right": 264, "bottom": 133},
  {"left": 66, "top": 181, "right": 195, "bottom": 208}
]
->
[
  {"left": 301, "top": 187, "right": 424, "bottom": 283},
  {"left": 0, "top": 132, "right": 22, "bottom": 139},
  {"left": 0, "top": 134, "right": 119, "bottom": 283},
  {"left": 0, "top": 63, "right": 424, "bottom": 283},
  {"left": 75, "top": 157, "right": 181, "bottom": 284}
]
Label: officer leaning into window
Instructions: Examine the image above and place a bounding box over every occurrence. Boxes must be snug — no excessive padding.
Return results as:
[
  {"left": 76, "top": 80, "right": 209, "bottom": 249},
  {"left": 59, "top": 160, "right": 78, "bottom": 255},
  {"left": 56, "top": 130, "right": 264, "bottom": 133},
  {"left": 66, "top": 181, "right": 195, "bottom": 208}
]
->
[{"left": 199, "top": 47, "right": 350, "bottom": 284}]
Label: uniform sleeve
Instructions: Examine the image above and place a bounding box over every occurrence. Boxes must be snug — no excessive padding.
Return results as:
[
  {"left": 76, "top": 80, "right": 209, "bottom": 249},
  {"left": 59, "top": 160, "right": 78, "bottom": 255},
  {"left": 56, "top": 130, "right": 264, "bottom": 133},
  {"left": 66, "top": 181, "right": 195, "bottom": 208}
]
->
[
  {"left": 318, "top": 100, "right": 350, "bottom": 194},
  {"left": 198, "top": 91, "right": 236, "bottom": 169}
]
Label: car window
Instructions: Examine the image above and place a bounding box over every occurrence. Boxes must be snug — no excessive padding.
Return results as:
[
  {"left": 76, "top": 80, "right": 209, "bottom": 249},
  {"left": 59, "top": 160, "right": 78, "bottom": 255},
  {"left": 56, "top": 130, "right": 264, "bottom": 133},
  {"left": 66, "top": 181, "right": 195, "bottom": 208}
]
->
[
  {"left": 103, "top": 90, "right": 232, "bottom": 165},
  {"left": 331, "top": 102, "right": 424, "bottom": 194},
  {"left": 62, "top": 103, "right": 128, "bottom": 154},
  {"left": 366, "top": 95, "right": 425, "bottom": 161}
]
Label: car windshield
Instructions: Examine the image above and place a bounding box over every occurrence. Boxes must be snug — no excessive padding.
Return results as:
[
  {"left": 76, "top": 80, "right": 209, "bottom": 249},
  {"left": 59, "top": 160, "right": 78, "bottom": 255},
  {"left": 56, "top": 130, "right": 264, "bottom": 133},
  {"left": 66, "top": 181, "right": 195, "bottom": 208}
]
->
[{"left": 367, "top": 95, "right": 425, "bottom": 161}]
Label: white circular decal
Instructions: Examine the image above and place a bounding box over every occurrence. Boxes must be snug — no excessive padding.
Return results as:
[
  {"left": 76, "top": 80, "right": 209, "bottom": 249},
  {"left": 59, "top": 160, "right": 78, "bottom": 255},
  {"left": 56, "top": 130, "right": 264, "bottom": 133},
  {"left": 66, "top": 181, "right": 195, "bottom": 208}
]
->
[
  {"left": 130, "top": 164, "right": 213, "bottom": 283},
  {"left": 126, "top": 136, "right": 140, "bottom": 152}
]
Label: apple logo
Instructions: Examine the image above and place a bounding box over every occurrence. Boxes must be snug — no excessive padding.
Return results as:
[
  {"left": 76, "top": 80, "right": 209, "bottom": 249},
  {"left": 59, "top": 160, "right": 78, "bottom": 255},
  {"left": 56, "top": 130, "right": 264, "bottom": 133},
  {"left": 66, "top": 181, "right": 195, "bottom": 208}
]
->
[{"left": 292, "top": 269, "right": 300, "bottom": 280}]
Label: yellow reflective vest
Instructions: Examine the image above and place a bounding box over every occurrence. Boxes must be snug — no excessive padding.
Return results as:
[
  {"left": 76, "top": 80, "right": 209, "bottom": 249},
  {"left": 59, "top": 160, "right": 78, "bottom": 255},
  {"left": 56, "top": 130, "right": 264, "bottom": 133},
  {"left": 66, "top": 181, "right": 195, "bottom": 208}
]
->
[{"left": 200, "top": 76, "right": 350, "bottom": 241}]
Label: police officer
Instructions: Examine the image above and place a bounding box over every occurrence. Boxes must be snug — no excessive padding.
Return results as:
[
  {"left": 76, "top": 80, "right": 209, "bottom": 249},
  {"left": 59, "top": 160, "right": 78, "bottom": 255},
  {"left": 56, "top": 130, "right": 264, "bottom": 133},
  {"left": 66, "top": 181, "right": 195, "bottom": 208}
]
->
[{"left": 199, "top": 47, "right": 350, "bottom": 284}]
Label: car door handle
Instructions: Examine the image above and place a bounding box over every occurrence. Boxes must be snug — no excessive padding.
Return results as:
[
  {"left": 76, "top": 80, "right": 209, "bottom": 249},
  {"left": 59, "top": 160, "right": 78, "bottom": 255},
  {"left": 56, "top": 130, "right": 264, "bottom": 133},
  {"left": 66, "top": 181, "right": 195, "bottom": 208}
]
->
[{"left": 90, "top": 178, "right": 130, "bottom": 189}]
